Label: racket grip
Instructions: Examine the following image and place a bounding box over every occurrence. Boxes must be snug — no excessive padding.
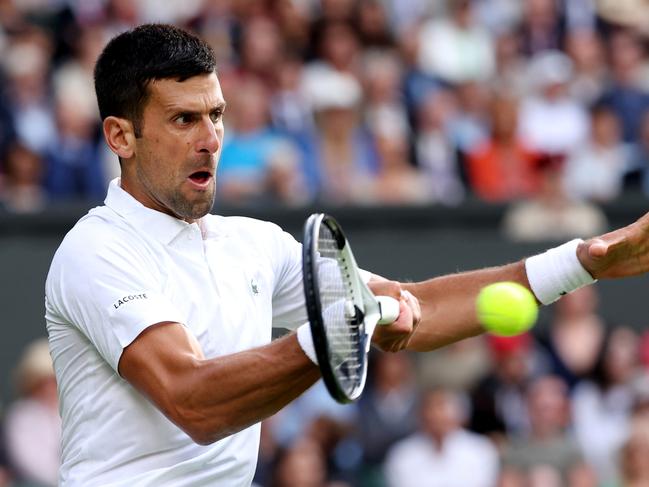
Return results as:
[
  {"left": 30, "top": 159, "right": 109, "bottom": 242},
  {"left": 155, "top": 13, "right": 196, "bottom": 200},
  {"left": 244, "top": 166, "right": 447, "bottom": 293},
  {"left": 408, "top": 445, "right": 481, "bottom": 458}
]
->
[{"left": 377, "top": 296, "right": 400, "bottom": 324}]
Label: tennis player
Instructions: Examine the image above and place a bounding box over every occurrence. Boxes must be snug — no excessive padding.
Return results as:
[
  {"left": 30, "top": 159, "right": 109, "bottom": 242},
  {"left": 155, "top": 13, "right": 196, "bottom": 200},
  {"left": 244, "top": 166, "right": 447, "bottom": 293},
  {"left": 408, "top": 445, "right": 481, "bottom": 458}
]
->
[{"left": 45, "top": 24, "right": 649, "bottom": 486}]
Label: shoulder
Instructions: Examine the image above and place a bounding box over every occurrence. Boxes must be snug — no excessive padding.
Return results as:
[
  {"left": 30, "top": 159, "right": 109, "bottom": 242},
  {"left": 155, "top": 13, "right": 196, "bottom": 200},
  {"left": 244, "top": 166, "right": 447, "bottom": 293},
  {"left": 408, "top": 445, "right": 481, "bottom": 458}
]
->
[
  {"left": 52, "top": 207, "right": 145, "bottom": 267},
  {"left": 47, "top": 206, "right": 154, "bottom": 293}
]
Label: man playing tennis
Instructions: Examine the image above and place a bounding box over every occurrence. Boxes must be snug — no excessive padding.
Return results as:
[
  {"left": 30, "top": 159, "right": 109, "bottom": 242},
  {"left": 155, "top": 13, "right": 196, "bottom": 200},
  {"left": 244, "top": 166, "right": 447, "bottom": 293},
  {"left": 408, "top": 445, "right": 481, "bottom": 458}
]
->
[{"left": 45, "top": 24, "right": 649, "bottom": 486}]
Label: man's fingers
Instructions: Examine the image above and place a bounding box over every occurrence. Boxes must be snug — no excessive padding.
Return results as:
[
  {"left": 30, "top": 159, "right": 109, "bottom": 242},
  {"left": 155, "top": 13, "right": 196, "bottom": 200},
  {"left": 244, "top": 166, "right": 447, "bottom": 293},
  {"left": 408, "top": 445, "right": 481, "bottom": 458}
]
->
[{"left": 588, "top": 239, "right": 608, "bottom": 258}]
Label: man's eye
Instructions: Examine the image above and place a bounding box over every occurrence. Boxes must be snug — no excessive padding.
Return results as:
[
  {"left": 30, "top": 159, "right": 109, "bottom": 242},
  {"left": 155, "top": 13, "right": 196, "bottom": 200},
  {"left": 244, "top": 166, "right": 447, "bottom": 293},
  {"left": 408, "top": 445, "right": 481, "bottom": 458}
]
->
[
  {"left": 175, "top": 114, "right": 193, "bottom": 125},
  {"left": 210, "top": 111, "right": 223, "bottom": 123}
]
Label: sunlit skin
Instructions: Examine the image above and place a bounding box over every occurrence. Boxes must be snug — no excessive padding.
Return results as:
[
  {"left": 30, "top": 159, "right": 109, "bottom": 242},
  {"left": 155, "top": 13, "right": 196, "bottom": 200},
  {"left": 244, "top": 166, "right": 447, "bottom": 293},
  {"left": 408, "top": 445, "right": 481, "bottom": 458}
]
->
[{"left": 104, "top": 72, "right": 226, "bottom": 222}]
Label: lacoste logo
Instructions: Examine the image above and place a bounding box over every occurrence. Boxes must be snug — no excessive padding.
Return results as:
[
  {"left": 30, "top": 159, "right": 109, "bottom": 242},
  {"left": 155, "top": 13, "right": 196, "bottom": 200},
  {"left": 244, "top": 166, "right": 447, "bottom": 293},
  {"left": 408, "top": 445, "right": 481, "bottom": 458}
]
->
[
  {"left": 113, "top": 293, "right": 147, "bottom": 309},
  {"left": 251, "top": 279, "right": 259, "bottom": 296}
]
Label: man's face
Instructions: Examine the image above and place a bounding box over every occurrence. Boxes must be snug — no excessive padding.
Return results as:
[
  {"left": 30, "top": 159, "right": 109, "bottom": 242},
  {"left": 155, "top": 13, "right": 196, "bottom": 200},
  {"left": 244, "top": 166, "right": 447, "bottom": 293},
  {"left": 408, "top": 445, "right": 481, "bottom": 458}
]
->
[{"left": 124, "top": 72, "right": 226, "bottom": 222}]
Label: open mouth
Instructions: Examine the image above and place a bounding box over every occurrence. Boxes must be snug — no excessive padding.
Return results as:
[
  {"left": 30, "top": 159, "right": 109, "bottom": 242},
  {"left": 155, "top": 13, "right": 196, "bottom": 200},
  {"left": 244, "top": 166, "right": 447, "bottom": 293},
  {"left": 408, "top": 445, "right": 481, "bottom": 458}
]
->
[{"left": 187, "top": 171, "right": 213, "bottom": 189}]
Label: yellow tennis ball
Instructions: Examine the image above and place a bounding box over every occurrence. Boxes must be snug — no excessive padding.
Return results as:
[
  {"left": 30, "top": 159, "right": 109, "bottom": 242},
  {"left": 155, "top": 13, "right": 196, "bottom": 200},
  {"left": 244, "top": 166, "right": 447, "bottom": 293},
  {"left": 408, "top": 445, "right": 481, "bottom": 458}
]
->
[{"left": 476, "top": 282, "right": 538, "bottom": 336}]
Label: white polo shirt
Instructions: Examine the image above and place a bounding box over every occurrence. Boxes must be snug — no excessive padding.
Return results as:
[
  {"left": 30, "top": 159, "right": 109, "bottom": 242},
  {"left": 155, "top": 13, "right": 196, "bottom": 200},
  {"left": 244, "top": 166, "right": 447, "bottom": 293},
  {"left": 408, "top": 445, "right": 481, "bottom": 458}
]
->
[{"left": 45, "top": 179, "right": 307, "bottom": 486}]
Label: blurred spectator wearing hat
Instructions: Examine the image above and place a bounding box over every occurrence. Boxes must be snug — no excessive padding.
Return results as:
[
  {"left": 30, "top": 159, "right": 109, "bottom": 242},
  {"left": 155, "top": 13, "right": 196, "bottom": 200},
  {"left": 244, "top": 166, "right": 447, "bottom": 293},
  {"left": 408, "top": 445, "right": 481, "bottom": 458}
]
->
[
  {"left": 384, "top": 387, "right": 498, "bottom": 487},
  {"left": 4, "top": 338, "right": 60, "bottom": 487},
  {"left": 303, "top": 69, "right": 379, "bottom": 204},
  {"left": 518, "top": 51, "right": 589, "bottom": 157}
]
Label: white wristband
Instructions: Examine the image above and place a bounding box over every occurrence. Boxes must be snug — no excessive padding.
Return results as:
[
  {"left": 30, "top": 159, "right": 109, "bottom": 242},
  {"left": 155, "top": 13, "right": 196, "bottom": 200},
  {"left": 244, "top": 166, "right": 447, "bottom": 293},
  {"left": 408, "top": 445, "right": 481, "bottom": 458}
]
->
[
  {"left": 525, "top": 239, "right": 597, "bottom": 305},
  {"left": 297, "top": 323, "right": 318, "bottom": 365}
]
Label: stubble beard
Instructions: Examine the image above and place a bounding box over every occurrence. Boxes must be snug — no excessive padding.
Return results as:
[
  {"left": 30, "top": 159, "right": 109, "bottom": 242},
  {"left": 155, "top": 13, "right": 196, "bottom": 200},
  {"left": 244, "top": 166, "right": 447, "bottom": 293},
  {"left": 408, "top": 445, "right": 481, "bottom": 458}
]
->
[{"left": 168, "top": 183, "right": 216, "bottom": 221}]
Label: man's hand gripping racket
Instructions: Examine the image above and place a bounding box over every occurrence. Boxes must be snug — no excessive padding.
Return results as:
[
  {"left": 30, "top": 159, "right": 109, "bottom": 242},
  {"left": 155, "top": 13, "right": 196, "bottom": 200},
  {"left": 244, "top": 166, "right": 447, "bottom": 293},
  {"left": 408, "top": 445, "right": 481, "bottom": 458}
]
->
[{"left": 302, "top": 213, "right": 401, "bottom": 403}]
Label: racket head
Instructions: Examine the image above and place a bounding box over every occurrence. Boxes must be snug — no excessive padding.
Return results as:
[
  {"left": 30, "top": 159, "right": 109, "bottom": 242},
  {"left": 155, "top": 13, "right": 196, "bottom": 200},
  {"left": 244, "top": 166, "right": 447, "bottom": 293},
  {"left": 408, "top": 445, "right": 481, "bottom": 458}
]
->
[{"left": 302, "top": 213, "right": 368, "bottom": 403}]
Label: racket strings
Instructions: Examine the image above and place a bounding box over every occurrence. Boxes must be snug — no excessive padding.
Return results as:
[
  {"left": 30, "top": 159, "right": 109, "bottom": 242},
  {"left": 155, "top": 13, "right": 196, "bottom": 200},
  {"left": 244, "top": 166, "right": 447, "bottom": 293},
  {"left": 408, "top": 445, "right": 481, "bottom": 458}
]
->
[{"left": 316, "top": 225, "right": 363, "bottom": 393}]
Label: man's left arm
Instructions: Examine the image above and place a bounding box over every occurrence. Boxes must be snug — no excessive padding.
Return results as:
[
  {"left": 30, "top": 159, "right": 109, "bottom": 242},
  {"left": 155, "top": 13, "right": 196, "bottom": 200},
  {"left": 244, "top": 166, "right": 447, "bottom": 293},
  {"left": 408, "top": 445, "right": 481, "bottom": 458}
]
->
[{"left": 376, "top": 211, "right": 649, "bottom": 353}]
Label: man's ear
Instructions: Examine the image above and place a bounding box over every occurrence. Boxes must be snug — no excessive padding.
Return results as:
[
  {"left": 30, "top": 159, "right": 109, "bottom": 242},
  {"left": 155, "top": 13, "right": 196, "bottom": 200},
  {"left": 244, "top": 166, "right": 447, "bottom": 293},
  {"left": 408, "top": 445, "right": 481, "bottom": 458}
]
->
[{"left": 103, "top": 116, "right": 137, "bottom": 159}]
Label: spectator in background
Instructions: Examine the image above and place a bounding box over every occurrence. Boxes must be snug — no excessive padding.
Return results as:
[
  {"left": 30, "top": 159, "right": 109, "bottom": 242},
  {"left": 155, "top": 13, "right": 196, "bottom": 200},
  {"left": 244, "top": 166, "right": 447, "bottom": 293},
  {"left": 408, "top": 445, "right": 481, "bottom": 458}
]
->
[
  {"left": 306, "top": 70, "right": 379, "bottom": 204},
  {"left": 563, "top": 104, "right": 631, "bottom": 203},
  {"left": 270, "top": 436, "right": 349, "bottom": 487},
  {"left": 0, "top": 93, "right": 16, "bottom": 165},
  {"left": 599, "top": 29, "right": 649, "bottom": 144},
  {"left": 502, "top": 155, "right": 608, "bottom": 242},
  {"left": 501, "top": 375, "right": 595, "bottom": 487},
  {"left": 357, "top": 352, "right": 419, "bottom": 482},
  {"left": 518, "top": 0, "right": 566, "bottom": 56},
  {"left": 0, "top": 141, "right": 46, "bottom": 213},
  {"left": 361, "top": 50, "right": 409, "bottom": 147},
  {"left": 234, "top": 15, "right": 284, "bottom": 86},
  {"left": 415, "top": 89, "right": 465, "bottom": 205},
  {"left": 266, "top": 380, "right": 358, "bottom": 482},
  {"left": 518, "top": 51, "right": 589, "bottom": 157},
  {"left": 43, "top": 79, "right": 106, "bottom": 202},
  {"left": 354, "top": 0, "right": 396, "bottom": 49},
  {"left": 304, "top": 19, "right": 361, "bottom": 82},
  {"left": 472, "top": 0, "right": 522, "bottom": 35},
  {"left": 490, "top": 29, "right": 528, "bottom": 96},
  {"left": 447, "top": 81, "right": 490, "bottom": 159},
  {"left": 2, "top": 31, "right": 56, "bottom": 156},
  {"left": 466, "top": 93, "right": 539, "bottom": 202},
  {"left": 537, "top": 286, "right": 606, "bottom": 390},
  {"left": 625, "top": 109, "right": 649, "bottom": 195},
  {"left": 572, "top": 327, "right": 641, "bottom": 485},
  {"left": 417, "top": 336, "right": 491, "bottom": 394},
  {"left": 218, "top": 77, "right": 308, "bottom": 205},
  {"left": 616, "top": 424, "right": 649, "bottom": 487},
  {"left": 272, "top": 0, "right": 312, "bottom": 58},
  {"left": 358, "top": 130, "right": 432, "bottom": 205},
  {"left": 4, "top": 339, "right": 60, "bottom": 487},
  {"left": 470, "top": 334, "right": 540, "bottom": 440},
  {"left": 565, "top": 29, "right": 608, "bottom": 106},
  {"left": 384, "top": 387, "right": 499, "bottom": 487},
  {"left": 417, "top": 0, "right": 495, "bottom": 85}
]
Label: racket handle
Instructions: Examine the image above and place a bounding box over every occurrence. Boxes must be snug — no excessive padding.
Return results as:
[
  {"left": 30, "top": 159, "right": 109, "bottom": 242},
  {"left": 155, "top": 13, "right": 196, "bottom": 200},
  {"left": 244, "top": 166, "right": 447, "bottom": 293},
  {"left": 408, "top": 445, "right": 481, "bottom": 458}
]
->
[{"left": 377, "top": 296, "right": 400, "bottom": 324}]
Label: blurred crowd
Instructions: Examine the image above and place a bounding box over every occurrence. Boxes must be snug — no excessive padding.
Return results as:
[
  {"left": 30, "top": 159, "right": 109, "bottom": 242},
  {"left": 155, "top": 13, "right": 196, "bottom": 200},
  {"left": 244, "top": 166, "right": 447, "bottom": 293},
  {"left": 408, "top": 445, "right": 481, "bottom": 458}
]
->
[
  {"left": 2, "top": 0, "right": 649, "bottom": 486},
  {"left": 1, "top": 0, "right": 649, "bottom": 233},
  {"left": 3, "top": 286, "right": 649, "bottom": 487}
]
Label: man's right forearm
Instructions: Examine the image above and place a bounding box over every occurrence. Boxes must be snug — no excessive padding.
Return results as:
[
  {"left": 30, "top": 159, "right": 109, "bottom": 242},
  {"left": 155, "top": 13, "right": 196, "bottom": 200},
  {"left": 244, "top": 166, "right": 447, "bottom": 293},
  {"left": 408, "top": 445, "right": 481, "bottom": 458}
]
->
[{"left": 119, "top": 323, "right": 320, "bottom": 445}]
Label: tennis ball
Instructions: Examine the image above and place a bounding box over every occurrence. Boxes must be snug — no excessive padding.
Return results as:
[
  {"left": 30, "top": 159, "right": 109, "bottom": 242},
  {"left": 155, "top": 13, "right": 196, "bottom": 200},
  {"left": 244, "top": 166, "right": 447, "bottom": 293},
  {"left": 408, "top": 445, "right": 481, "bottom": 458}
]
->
[{"left": 476, "top": 282, "right": 538, "bottom": 336}]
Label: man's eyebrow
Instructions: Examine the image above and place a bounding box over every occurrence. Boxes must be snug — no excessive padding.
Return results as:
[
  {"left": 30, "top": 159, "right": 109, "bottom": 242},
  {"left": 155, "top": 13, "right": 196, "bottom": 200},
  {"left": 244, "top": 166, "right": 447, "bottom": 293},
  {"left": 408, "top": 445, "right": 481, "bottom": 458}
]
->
[{"left": 165, "top": 101, "right": 227, "bottom": 114}]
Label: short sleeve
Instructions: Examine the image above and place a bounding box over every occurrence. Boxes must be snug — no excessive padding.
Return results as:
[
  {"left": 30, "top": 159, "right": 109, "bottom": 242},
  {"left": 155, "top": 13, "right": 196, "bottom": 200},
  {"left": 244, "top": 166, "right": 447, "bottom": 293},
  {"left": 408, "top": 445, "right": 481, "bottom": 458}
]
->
[
  {"left": 269, "top": 228, "right": 308, "bottom": 330},
  {"left": 46, "top": 225, "right": 185, "bottom": 371},
  {"left": 268, "top": 227, "right": 373, "bottom": 330}
]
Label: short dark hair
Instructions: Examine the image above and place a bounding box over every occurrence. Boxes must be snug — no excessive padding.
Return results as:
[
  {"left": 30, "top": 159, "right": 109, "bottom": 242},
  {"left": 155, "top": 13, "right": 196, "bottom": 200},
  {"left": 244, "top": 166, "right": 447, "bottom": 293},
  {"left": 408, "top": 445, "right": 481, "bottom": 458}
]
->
[{"left": 94, "top": 24, "right": 217, "bottom": 136}]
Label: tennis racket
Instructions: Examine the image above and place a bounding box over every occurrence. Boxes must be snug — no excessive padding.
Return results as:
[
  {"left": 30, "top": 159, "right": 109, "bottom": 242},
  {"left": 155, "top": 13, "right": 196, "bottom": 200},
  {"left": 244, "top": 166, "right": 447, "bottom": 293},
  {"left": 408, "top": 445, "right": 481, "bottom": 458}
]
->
[{"left": 302, "top": 213, "right": 400, "bottom": 403}]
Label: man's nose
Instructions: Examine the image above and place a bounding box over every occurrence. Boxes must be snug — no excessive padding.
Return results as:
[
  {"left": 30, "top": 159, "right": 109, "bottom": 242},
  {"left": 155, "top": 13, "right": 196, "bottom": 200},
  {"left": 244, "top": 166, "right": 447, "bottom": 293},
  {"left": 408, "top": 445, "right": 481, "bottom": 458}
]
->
[{"left": 196, "top": 116, "right": 221, "bottom": 155}]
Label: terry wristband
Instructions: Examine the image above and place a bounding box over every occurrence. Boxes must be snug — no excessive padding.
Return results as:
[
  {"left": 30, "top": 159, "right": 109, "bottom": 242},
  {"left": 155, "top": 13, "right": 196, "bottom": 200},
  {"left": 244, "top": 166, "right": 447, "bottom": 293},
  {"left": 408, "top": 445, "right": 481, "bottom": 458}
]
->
[
  {"left": 525, "top": 238, "right": 597, "bottom": 305},
  {"left": 297, "top": 323, "right": 318, "bottom": 365}
]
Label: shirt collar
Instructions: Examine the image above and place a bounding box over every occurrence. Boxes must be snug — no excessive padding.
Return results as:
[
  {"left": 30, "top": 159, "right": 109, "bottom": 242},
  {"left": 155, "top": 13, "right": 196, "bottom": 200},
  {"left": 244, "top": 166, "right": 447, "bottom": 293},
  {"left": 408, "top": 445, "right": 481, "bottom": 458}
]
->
[{"left": 104, "top": 178, "right": 196, "bottom": 245}]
